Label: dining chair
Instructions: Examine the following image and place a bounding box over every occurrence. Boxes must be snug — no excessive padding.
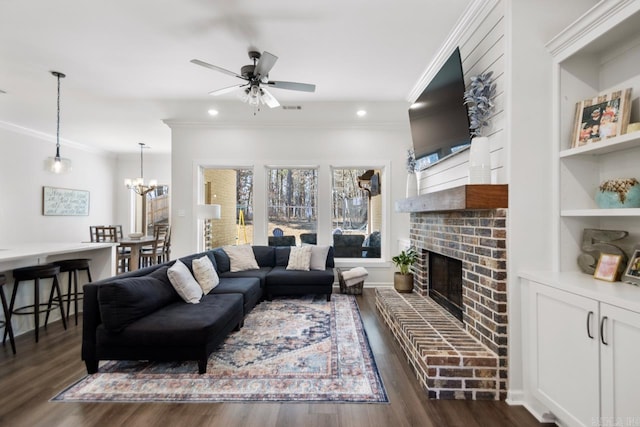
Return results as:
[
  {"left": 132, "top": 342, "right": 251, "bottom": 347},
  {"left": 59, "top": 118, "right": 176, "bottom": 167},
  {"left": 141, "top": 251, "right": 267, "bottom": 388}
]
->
[
  {"left": 140, "top": 224, "right": 171, "bottom": 267},
  {"left": 91, "top": 226, "right": 129, "bottom": 273}
]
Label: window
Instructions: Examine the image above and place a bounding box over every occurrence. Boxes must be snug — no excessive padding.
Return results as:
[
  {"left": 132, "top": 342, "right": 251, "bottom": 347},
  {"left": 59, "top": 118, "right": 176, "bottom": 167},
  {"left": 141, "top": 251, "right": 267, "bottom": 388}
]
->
[
  {"left": 331, "top": 168, "right": 382, "bottom": 258},
  {"left": 202, "top": 168, "right": 254, "bottom": 249},
  {"left": 266, "top": 168, "right": 317, "bottom": 246}
]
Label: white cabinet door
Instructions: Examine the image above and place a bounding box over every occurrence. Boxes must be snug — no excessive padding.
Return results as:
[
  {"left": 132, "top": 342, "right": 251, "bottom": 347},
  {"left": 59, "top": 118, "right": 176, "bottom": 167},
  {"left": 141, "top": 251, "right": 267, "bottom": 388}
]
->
[
  {"left": 531, "top": 283, "right": 600, "bottom": 427},
  {"left": 600, "top": 303, "right": 640, "bottom": 422}
]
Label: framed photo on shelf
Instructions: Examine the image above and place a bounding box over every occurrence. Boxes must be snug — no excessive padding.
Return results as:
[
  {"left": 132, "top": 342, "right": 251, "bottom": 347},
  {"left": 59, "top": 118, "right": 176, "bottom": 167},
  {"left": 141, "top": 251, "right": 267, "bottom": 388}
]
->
[
  {"left": 571, "top": 88, "right": 632, "bottom": 148},
  {"left": 594, "top": 253, "right": 623, "bottom": 282},
  {"left": 622, "top": 247, "right": 640, "bottom": 286}
]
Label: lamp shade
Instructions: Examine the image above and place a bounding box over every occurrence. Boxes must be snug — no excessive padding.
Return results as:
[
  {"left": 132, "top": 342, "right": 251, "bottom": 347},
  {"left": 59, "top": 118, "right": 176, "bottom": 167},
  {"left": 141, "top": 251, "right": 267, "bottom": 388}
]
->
[{"left": 197, "top": 204, "right": 221, "bottom": 220}]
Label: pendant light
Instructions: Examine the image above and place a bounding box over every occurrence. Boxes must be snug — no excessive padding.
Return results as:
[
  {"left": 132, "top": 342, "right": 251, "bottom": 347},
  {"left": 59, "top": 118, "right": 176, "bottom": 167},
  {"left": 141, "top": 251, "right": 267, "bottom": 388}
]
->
[
  {"left": 46, "top": 71, "right": 72, "bottom": 173},
  {"left": 124, "top": 142, "right": 158, "bottom": 196}
]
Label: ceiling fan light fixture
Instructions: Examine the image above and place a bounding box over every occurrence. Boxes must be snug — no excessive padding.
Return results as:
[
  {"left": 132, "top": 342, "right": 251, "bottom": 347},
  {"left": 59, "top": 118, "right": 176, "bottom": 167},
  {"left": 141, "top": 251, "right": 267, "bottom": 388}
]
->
[
  {"left": 46, "top": 71, "right": 72, "bottom": 174},
  {"left": 191, "top": 50, "right": 315, "bottom": 114}
]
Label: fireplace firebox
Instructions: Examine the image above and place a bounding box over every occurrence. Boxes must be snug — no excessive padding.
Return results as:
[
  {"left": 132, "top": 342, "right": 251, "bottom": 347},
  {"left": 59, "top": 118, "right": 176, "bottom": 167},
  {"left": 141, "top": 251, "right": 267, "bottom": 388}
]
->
[{"left": 428, "top": 252, "right": 463, "bottom": 321}]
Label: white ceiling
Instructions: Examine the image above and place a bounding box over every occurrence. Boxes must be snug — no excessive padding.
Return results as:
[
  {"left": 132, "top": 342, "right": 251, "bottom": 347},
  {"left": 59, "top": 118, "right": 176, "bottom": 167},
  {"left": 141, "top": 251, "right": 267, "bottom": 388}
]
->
[{"left": 0, "top": 0, "right": 470, "bottom": 153}]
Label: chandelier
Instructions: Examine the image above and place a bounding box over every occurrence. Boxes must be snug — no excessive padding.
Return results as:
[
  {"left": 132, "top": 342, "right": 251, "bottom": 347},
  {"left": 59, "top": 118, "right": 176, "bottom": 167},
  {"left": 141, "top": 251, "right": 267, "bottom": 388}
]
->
[
  {"left": 46, "top": 71, "right": 72, "bottom": 173},
  {"left": 124, "top": 142, "right": 157, "bottom": 196}
]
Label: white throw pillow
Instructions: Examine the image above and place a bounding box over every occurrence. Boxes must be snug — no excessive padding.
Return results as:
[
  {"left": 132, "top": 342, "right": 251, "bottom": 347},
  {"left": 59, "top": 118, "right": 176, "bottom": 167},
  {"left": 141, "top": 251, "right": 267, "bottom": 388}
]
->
[
  {"left": 287, "top": 246, "right": 312, "bottom": 271},
  {"left": 192, "top": 255, "right": 220, "bottom": 294},
  {"left": 309, "top": 245, "right": 331, "bottom": 270},
  {"left": 167, "top": 260, "right": 203, "bottom": 304},
  {"left": 224, "top": 245, "right": 259, "bottom": 272}
]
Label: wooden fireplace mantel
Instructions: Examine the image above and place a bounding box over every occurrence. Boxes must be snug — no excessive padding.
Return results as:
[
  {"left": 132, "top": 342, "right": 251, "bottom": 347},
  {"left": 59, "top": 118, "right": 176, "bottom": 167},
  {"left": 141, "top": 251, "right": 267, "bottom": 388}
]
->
[{"left": 395, "top": 184, "right": 508, "bottom": 213}]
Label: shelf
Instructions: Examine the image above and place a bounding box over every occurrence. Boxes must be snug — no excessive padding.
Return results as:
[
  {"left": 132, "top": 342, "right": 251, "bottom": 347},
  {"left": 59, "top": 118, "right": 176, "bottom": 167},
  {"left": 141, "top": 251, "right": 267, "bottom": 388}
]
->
[
  {"left": 561, "top": 208, "right": 640, "bottom": 217},
  {"left": 395, "top": 184, "right": 508, "bottom": 213},
  {"left": 559, "top": 131, "right": 640, "bottom": 158}
]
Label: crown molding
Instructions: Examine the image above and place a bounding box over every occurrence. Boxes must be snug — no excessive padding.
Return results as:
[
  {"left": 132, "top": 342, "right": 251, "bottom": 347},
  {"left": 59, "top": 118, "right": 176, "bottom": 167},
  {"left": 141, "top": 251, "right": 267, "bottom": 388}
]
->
[
  {"left": 162, "top": 119, "right": 407, "bottom": 131},
  {"left": 546, "top": 0, "right": 640, "bottom": 60},
  {"left": 0, "top": 120, "right": 113, "bottom": 156}
]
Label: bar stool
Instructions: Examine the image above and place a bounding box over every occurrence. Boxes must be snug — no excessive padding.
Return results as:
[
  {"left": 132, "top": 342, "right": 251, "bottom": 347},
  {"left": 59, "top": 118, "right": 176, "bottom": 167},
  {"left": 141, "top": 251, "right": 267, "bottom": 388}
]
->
[
  {"left": 4, "top": 264, "right": 66, "bottom": 343},
  {"left": 0, "top": 274, "right": 16, "bottom": 354},
  {"left": 52, "top": 259, "right": 92, "bottom": 326}
]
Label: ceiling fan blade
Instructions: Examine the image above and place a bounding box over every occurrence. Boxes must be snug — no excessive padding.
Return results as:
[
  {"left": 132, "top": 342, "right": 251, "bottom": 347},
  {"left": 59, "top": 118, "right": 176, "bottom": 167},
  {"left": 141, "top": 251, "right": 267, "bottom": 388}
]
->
[
  {"left": 208, "top": 84, "right": 247, "bottom": 96},
  {"left": 255, "top": 51, "right": 278, "bottom": 79},
  {"left": 267, "top": 80, "right": 316, "bottom": 92},
  {"left": 190, "top": 59, "right": 246, "bottom": 80},
  {"left": 260, "top": 88, "right": 280, "bottom": 108}
]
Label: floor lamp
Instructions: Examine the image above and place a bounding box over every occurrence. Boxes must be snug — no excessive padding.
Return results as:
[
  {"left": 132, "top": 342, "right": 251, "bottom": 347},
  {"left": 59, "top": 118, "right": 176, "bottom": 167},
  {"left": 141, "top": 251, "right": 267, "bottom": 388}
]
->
[{"left": 197, "top": 204, "right": 221, "bottom": 250}]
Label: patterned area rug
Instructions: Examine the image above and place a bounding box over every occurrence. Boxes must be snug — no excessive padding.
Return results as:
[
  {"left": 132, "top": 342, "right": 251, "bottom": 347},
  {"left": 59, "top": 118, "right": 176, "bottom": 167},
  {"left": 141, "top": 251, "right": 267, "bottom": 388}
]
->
[{"left": 53, "top": 294, "right": 388, "bottom": 403}]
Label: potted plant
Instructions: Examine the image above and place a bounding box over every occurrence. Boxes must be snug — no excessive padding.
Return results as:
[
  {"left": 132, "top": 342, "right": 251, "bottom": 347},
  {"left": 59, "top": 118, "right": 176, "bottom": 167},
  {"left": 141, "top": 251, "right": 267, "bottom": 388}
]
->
[
  {"left": 463, "top": 71, "right": 496, "bottom": 184},
  {"left": 392, "top": 247, "right": 418, "bottom": 293}
]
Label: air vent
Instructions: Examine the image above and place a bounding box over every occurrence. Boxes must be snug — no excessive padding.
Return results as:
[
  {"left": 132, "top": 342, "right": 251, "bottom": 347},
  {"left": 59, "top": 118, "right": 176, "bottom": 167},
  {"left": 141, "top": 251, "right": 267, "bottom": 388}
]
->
[{"left": 282, "top": 105, "right": 302, "bottom": 110}]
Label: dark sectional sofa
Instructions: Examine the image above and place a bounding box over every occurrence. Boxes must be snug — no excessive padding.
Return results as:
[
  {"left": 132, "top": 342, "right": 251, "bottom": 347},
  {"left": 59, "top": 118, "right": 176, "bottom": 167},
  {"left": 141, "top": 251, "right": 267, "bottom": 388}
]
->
[{"left": 82, "top": 245, "right": 335, "bottom": 374}]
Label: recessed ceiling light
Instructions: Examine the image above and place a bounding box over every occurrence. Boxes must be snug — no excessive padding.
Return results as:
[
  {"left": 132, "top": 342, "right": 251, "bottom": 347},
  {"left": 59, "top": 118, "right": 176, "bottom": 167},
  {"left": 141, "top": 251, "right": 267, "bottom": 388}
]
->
[
  {"left": 356, "top": 110, "right": 367, "bottom": 117},
  {"left": 208, "top": 109, "right": 219, "bottom": 116}
]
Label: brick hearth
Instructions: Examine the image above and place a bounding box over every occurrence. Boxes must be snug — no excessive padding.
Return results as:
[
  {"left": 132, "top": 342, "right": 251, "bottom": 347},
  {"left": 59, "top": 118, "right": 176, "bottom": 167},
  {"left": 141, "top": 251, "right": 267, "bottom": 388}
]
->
[{"left": 376, "top": 288, "right": 499, "bottom": 399}]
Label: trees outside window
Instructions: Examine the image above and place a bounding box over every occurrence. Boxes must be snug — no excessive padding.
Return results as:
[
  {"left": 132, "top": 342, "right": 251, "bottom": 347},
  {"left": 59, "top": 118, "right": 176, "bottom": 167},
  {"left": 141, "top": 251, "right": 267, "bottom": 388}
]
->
[
  {"left": 266, "top": 168, "right": 317, "bottom": 246},
  {"left": 332, "top": 168, "right": 382, "bottom": 258}
]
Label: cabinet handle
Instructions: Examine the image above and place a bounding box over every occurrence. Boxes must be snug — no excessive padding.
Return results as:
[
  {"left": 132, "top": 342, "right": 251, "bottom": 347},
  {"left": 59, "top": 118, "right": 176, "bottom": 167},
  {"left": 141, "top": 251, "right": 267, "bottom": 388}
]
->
[
  {"left": 586, "top": 311, "right": 594, "bottom": 339},
  {"left": 600, "top": 316, "right": 608, "bottom": 345}
]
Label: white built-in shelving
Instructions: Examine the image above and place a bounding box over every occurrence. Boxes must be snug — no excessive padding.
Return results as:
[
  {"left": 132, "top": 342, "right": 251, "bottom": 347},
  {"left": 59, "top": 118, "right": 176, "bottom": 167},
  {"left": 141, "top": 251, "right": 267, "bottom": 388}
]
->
[{"left": 521, "top": 3, "right": 640, "bottom": 426}]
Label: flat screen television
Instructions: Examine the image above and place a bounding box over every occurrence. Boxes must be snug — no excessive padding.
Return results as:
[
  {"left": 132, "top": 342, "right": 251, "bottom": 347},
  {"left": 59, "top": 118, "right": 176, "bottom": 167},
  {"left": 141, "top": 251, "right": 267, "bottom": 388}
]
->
[{"left": 408, "top": 47, "right": 471, "bottom": 168}]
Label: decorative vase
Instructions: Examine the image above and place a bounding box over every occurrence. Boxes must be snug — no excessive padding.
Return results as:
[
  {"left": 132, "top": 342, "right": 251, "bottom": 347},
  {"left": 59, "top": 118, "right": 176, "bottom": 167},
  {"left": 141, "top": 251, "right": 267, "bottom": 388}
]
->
[
  {"left": 595, "top": 178, "right": 640, "bottom": 208},
  {"left": 394, "top": 272, "right": 414, "bottom": 293},
  {"left": 468, "top": 136, "right": 491, "bottom": 184},
  {"left": 406, "top": 173, "right": 418, "bottom": 198}
]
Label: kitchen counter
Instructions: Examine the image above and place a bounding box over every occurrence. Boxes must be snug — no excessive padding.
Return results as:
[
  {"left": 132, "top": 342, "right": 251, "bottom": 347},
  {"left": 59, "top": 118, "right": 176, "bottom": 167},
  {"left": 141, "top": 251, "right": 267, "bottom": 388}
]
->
[{"left": 0, "top": 242, "right": 118, "bottom": 338}]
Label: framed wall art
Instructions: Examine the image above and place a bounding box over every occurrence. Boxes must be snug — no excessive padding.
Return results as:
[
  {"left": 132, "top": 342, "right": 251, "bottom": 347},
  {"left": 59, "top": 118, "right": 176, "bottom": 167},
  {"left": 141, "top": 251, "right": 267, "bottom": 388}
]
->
[
  {"left": 42, "top": 186, "right": 90, "bottom": 216},
  {"left": 622, "top": 246, "right": 640, "bottom": 286},
  {"left": 593, "top": 253, "right": 623, "bottom": 282},
  {"left": 571, "top": 88, "right": 632, "bottom": 148}
]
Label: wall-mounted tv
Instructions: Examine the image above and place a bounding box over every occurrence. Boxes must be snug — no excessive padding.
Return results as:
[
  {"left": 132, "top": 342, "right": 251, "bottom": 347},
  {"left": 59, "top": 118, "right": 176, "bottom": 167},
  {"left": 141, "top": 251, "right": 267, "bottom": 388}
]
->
[{"left": 408, "top": 47, "right": 471, "bottom": 169}]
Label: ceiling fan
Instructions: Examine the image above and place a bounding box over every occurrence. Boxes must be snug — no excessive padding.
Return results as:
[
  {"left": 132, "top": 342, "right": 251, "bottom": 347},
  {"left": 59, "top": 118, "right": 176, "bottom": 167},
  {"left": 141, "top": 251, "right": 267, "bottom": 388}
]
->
[{"left": 191, "top": 50, "right": 316, "bottom": 109}]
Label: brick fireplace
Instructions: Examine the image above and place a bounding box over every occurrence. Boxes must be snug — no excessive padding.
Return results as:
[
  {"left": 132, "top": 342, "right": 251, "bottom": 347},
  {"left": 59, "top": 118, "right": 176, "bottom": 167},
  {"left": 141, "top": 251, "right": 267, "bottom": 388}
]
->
[
  {"left": 377, "top": 185, "right": 508, "bottom": 399},
  {"left": 411, "top": 209, "right": 507, "bottom": 359}
]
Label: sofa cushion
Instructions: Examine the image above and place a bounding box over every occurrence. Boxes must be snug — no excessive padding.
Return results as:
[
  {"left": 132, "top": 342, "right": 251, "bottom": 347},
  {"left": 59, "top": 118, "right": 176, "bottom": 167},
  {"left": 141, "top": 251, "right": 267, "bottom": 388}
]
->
[
  {"left": 96, "top": 293, "right": 243, "bottom": 347},
  {"left": 287, "top": 246, "right": 312, "bottom": 271},
  {"left": 266, "top": 266, "right": 335, "bottom": 286},
  {"left": 310, "top": 245, "right": 331, "bottom": 270},
  {"left": 224, "top": 245, "right": 259, "bottom": 272},
  {"left": 213, "top": 248, "right": 230, "bottom": 273},
  {"left": 275, "top": 246, "right": 291, "bottom": 267},
  {"left": 220, "top": 267, "right": 271, "bottom": 289},
  {"left": 192, "top": 255, "right": 220, "bottom": 294},
  {"left": 97, "top": 266, "right": 178, "bottom": 333},
  {"left": 168, "top": 260, "right": 203, "bottom": 304},
  {"left": 252, "top": 246, "right": 275, "bottom": 267},
  {"left": 210, "top": 277, "right": 262, "bottom": 315},
  {"left": 179, "top": 251, "right": 217, "bottom": 274}
]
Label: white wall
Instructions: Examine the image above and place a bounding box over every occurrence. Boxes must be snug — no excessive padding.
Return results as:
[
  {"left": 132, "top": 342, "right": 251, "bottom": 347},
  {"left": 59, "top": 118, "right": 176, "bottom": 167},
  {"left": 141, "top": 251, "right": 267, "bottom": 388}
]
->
[
  {"left": 167, "top": 118, "right": 412, "bottom": 285},
  {"left": 0, "top": 125, "right": 117, "bottom": 244},
  {"left": 0, "top": 124, "right": 119, "bottom": 337}
]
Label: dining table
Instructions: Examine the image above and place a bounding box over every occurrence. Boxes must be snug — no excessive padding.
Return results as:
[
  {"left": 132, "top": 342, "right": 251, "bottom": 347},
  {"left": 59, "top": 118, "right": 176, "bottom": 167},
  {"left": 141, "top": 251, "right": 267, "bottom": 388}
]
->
[{"left": 117, "top": 236, "right": 157, "bottom": 271}]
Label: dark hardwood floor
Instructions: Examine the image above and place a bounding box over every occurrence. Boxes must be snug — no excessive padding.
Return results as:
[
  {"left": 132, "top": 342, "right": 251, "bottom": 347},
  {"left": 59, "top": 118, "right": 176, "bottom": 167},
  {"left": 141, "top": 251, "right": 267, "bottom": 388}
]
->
[{"left": 0, "top": 288, "right": 550, "bottom": 427}]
